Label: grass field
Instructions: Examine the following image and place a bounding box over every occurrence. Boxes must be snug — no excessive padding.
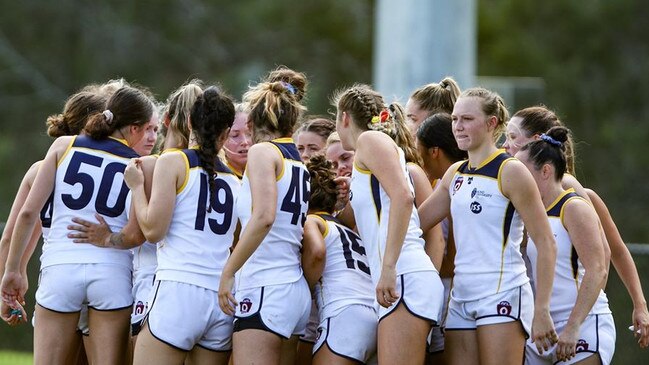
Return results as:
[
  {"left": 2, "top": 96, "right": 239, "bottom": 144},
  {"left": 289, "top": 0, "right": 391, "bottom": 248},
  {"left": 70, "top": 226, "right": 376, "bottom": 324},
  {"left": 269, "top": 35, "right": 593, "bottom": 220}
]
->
[{"left": 0, "top": 351, "right": 32, "bottom": 365}]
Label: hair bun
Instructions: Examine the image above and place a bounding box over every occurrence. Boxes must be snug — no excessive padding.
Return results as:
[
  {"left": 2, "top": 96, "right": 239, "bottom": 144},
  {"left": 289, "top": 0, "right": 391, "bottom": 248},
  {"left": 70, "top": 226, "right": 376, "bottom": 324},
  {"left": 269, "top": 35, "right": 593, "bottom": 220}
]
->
[{"left": 545, "top": 125, "right": 569, "bottom": 145}]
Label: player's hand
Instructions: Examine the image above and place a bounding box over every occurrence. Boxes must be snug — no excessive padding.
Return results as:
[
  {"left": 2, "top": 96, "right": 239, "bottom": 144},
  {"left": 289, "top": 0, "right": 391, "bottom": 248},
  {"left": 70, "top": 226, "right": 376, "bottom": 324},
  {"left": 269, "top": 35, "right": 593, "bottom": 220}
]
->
[
  {"left": 531, "top": 308, "right": 558, "bottom": 354},
  {"left": 1, "top": 300, "right": 27, "bottom": 326},
  {"left": 333, "top": 176, "right": 351, "bottom": 211},
  {"left": 124, "top": 158, "right": 144, "bottom": 189},
  {"left": 632, "top": 304, "right": 649, "bottom": 348},
  {"left": 218, "top": 272, "right": 238, "bottom": 316},
  {"left": 68, "top": 214, "right": 113, "bottom": 247},
  {"left": 1, "top": 272, "right": 25, "bottom": 309},
  {"left": 555, "top": 322, "right": 579, "bottom": 362},
  {"left": 376, "top": 265, "right": 399, "bottom": 308}
]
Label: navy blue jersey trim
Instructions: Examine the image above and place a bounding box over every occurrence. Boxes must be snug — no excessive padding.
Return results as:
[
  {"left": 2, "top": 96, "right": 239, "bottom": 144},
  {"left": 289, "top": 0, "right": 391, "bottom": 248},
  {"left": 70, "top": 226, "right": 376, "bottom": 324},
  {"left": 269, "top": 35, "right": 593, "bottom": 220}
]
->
[
  {"left": 370, "top": 175, "right": 382, "bottom": 223},
  {"left": 502, "top": 202, "right": 516, "bottom": 250},
  {"left": 73, "top": 135, "right": 139, "bottom": 158},
  {"left": 547, "top": 191, "right": 579, "bottom": 217},
  {"left": 182, "top": 149, "right": 201, "bottom": 169},
  {"left": 457, "top": 152, "right": 509, "bottom": 179},
  {"left": 269, "top": 141, "right": 301, "bottom": 162}
]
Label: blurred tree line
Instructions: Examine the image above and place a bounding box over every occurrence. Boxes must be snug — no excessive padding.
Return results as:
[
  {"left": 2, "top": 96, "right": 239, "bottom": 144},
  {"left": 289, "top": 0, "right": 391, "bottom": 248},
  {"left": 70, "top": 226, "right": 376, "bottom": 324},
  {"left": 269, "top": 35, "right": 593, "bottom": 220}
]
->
[{"left": 0, "top": 0, "right": 647, "bottom": 362}]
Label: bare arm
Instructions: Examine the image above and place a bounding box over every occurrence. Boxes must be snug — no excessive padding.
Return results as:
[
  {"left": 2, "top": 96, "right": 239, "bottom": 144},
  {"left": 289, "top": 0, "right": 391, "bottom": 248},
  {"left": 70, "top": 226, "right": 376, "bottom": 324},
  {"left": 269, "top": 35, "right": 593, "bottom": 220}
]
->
[
  {"left": 302, "top": 215, "right": 327, "bottom": 290},
  {"left": 127, "top": 154, "right": 179, "bottom": 243},
  {"left": 218, "top": 143, "right": 280, "bottom": 315},
  {"left": 587, "top": 188, "right": 649, "bottom": 347},
  {"left": 2, "top": 137, "right": 71, "bottom": 304},
  {"left": 501, "top": 159, "right": 557, "bottom": 352},
  {"left": 418, "top": 161, "right": 460, "bottom": 233},
  {"left": 408, "top": 163, "right": 445, "bottom": 270},
  {"left": 0, "top": 162, "right": 40, "bottom": 279},
  {"left": 555, "top": 199, "right": 608, "bottom": 361},
  {"left": 356, "top": 131, "right": 413, "bottom": 308}
]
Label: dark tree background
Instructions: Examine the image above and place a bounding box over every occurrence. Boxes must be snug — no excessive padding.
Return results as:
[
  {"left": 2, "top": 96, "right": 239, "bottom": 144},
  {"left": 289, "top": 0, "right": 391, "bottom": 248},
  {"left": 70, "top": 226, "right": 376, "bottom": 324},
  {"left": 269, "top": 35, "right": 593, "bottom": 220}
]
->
[{"left": 0, "top": 1, "right": 647, "bottom": 363}]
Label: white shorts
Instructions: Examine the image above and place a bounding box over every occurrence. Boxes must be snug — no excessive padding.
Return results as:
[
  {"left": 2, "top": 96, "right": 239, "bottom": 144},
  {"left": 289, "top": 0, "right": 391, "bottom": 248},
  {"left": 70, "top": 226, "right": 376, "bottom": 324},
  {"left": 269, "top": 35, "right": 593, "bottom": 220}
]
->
[
  {"left": 131, "top": 265, "right": 156, "bottom": 332},
  {"left": 36, "top": 263, "right": 133, "bottom": 312},
  {"left": 313, "top": 304, "right": 377, "bottom": 363},
  {"left": 445, "top": 283, "right": 533, "bottom": 337},
  {"left": 427, "top": 277, "right": 453, "bottom": 353},
  {"left": 379, "top": 271, "right": 444, "bottom": 324},
  {"left": 233, "top": 277, "right": 311, "bottom": 339},
  {"left": 146, "top": 280, "right": 233, "bottom": 352},
  {"left": 300, "top": 298, "right": 319, "bottom": 343},
  {"left": 525, "top": 313, "right": 615, "bottom": 365}
]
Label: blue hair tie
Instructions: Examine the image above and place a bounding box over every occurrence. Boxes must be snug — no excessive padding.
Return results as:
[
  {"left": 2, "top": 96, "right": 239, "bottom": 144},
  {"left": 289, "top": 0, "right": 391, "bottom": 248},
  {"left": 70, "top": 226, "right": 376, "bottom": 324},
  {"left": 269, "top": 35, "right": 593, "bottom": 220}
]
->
[
  {"left": 540, "top": 133, "right": 562, "bottom": 147},
  {"left": 280, "top": 81, "right": 297, "bottom": 95}
]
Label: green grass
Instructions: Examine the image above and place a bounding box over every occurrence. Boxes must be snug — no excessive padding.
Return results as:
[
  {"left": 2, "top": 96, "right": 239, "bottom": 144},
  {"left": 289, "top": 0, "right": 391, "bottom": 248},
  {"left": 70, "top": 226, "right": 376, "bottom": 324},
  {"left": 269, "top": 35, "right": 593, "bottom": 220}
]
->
[{"left": 0, "top": 351, "right": 32, "bottom": 365}]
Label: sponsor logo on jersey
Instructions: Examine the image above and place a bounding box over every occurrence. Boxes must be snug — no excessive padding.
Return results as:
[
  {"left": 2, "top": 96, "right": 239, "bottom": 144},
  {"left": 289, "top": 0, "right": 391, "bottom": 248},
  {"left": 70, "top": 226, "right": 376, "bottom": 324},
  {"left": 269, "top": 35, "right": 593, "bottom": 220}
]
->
[
  {"left": 497, "top": 301, "right": 512, "bottom": 315},
  {"left": 470, "top": 201, "right": 482, "bottom": 214},
  {"left": 240, "top": 298, "right": 253, "bottom": 314},
  {"left": 453, "top": 177, "right": 464, "bottom": 194},
  {"left": 471, "top": 188, "right": 492, "bottom": 199}
]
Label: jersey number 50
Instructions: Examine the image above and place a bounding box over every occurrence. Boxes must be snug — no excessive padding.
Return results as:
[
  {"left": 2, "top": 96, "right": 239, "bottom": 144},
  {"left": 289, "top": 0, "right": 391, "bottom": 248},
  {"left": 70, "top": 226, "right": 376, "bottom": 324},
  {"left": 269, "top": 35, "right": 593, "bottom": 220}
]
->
[{"left": 61, "top": 152, "right": 129, "bottom": 217}]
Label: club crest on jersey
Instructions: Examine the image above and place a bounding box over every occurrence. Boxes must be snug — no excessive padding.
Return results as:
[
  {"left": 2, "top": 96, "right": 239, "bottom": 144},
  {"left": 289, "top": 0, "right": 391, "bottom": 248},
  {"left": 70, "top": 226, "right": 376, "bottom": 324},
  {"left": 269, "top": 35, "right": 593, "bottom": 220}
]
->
[
  {"left": 134, "top": 301, "right": 147, "bottom": 315},
  {"left": 470, "top": 201, "right": 482, "bottom": 214},
  {"left": 575, "top": 339, "right": 589, "bottom": 352},
  {"left": 497, "top": 301, "right": 512, "bottom": 315},
  {"left": 453, "top": 177, "right": 464, "bottom": 194},
  {"left": 240, "top": 298, "right": 253, "bottom": 314}
]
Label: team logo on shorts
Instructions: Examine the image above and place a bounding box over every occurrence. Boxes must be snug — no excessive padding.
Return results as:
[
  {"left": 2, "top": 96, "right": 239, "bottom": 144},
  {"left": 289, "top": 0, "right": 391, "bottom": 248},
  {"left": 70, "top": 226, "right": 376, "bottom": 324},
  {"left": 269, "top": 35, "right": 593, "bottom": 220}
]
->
[
  {"left": 470, "top": 201, "right": 482, "bottom": 214},
  {"left": 240, "top": 298, "right": 253, "bottom": 314},
  {"left": 134, "top": 301, "right": 146, "bottom": 315},
  {"left": 496, "top": 301, "right": 512, "bottom": 315},
  {"left": 315, "top": 327, "right": 324, "bottom": 342},
  {"left": 575, "top": 339, "right": 589, "bottom": 352},
  {"left": 453, "top": 177, "right": 464, "bottom": 194}
]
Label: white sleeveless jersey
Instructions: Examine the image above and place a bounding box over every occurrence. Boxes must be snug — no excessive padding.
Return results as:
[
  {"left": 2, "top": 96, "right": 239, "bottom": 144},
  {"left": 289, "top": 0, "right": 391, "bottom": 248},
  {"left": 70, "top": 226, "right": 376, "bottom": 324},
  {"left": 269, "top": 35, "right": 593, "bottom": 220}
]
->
[
  {"left": 39, "top": 191, "right": 54, "bottom": 243},
  {"left": 235, "top": 138, "right": 309, "bottom": 290},
  {"left": 350, "top": 148, "right": 436, "bottom": 288},
  {"left": 312, "top": 213, "right": 374, "bottom": 320},
  {"left": 156, "top": 149, "right": 240, "bottom": 291},
  {"left": 42, "top": 136, "right": 138, "bottom": 268},
  {"left": 449, "top": 151, "right": 528, "bottom": 301},
  {"left": 527, "top": 189, "right": 611, "bottom": 322}
]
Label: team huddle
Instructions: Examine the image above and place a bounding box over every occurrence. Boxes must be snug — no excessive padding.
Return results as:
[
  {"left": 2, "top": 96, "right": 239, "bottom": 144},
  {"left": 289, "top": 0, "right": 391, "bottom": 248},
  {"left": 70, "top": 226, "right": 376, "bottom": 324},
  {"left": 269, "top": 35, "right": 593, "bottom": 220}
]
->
[{"left": 0, "top": 67, "right": 647, "bottom": 365}]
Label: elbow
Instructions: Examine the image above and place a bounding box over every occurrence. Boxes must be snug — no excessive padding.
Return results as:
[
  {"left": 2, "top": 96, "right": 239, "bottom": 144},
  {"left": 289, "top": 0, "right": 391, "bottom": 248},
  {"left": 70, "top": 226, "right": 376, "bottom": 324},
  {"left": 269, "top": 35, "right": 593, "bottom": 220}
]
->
[
  {"left": 310, "top": 246, "right": 326, "bottom": 267},
  {"left": 142, "top": 228, "right": 163, "bottom": 245},
  {"left": 17, "top": 209, "right": 38, "bottom": 225},
  {"left": 393, "top": 191, "right": 415, "bottom": 212},
  {"left": 254, "top": 210, "right": 276, "bottom": 231}
]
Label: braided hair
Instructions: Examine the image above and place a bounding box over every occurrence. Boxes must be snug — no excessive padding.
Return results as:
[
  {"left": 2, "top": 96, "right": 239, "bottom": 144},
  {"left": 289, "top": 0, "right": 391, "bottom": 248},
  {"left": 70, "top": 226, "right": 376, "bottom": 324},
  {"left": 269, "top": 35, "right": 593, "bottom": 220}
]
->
[{"left": 190, "top": 86, "right": 236, "bottom": 205}]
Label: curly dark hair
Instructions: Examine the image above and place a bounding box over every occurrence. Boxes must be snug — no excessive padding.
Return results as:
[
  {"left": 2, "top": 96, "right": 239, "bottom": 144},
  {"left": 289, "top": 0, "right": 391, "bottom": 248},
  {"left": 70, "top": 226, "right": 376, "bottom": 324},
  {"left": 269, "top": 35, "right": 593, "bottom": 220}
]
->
[{"left": 306, "top": 155, "right": 338, "bottom": 213}]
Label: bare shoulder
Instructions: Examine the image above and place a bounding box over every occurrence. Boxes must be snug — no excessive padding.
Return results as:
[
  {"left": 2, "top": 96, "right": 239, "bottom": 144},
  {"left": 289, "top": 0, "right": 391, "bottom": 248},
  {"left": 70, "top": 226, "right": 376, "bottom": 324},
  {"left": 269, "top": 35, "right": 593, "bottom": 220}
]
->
[
  {"left": 563, "top": 196, "right": 596, "bottom": 221},
  {"left": 248, "top": 141, "right": 284, "bottom": 164},
  {"left": 357, "top": 130, "right": 393, "bottom": 148}
]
